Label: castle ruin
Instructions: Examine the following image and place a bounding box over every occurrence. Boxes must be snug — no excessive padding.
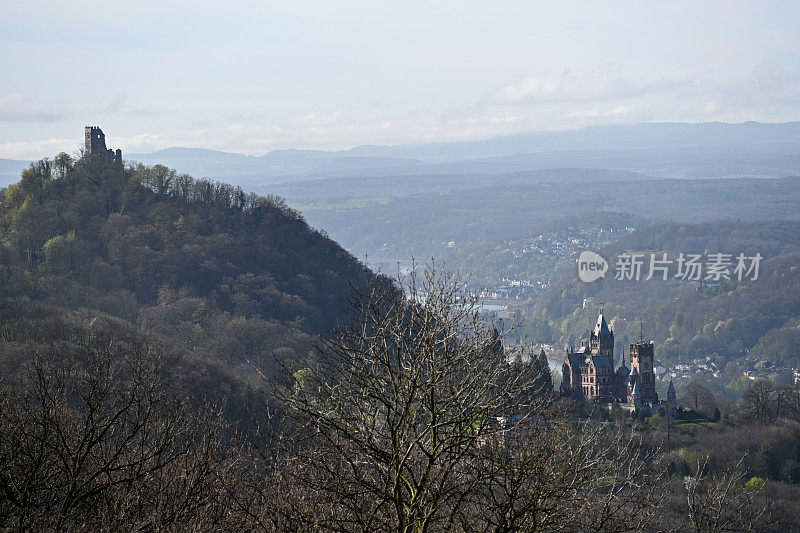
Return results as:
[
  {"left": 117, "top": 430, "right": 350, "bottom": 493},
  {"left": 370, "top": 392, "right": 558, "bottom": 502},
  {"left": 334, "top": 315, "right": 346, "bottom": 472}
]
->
[{"left": 84, "top": 126, "right": 122, "bottom": 166}]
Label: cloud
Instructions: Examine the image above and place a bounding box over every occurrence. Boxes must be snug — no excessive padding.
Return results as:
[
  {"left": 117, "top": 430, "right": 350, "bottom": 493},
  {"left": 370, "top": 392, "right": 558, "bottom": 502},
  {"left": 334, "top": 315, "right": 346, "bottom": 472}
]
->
[
  {"left": 96, "top": 94, "right": 165, "bottom": 116},
  {"left": 0, "top": 104, "right": 655, "bottom": 159},
  {"left": 290, "top": 111, "right": 344, "bottom": 128},
  {"left": 126, "top": 106, "right": 165, "bottom": 116},
  {"left": 97, "top": 112, "right": 557, "bottom": 157},
  {"left": 487, "top": 115, "right": 523, "bottom": 124},
  {"left": 102, "top": 94, "right": 127, "bottom": 113},
  {"left": 487, "top": 70, "right": 672, "bottom": 105},
  {"left": 0, "top": 93, "right": 66, "bottom": 122},
  {"left": 0, "top": 138, "right": 77, "bottom": 160},
  {"left": 9, "top": 61, "right": 800, "bottom": 161},
  {"left": 677, "top": 63, "right": 800, "bottom": 123},
  {"left": 564, "top": 105, "right": 632, "bottom": 120},
  {"left": 716, "top": 63, "right": 800, "bottom": 108}
]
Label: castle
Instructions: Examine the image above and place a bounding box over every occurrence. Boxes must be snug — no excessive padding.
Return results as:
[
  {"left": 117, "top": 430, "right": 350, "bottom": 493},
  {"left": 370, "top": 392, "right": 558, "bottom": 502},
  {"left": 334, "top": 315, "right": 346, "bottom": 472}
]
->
[
  {"left": 84, "top": 126, "right": 122, "bottom": 166},
  {"left": 560, "top": 312, "right": 676, "bottom": 413}
]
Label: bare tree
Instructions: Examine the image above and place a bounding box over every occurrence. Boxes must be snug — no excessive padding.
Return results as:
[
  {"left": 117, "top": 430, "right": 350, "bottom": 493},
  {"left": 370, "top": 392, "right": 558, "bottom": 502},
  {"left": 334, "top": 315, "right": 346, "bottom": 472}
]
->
[
  {"left": 682, "top": 380, "right": 716, "bottom": 415},
  {"left": 269, "top": 265, "right": 666, "bottom": 532},
  {"left": 269, "top": 265, "right": 545, "bottom": 531},
  {"left": 775, "top": 384, "right": 798, "bottom": 421},
  {"left": 462, "top": 416, "right": 665, "bottom": 533},
  {"left": 782, "top": 385, "right": 800, "bottom": 422},
  {"left": 741, "top": 380, "right": 777, "bottom": 424},
  {"left": 0, "top": 341, "right": 249, "bottom": 530},
  {"left": 682, "top": 455, "right": 775, "bottom": 533}
]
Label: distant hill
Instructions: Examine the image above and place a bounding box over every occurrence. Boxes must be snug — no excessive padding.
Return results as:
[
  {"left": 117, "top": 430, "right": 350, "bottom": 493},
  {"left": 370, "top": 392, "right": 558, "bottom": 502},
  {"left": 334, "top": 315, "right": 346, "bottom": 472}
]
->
[
  {"left": 267, "top": 168, "right": 655, "bottom": 201},
  {"left": 0, "top": 158, "right": 31, "bottom": 187},
  {"left": 344, "top": 121, "right": 800, "bottom": 160},
  {"left": 449, "top": 211, "right": 652, "bottom": 287},
  {"left": 296, "top": 175, "right": 800, "bottom": 262},
  {"left": 126, "top": 147, "right": 339, "bottom": 183},
  {"left": 531, "top": 220, "right": 800, "bottom": 380},
  {"left": 121, "top": 121, "right": 800, "bottom": 186},
  {"left": 0, "top": 155, "right": 380, "bottom": 415}
]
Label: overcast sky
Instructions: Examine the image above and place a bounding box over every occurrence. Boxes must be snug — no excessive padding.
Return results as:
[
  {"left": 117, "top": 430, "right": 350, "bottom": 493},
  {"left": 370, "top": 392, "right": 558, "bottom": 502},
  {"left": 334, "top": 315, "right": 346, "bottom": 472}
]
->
[{"left": 1, "top": 0, "right": 799, "bottom": 159}]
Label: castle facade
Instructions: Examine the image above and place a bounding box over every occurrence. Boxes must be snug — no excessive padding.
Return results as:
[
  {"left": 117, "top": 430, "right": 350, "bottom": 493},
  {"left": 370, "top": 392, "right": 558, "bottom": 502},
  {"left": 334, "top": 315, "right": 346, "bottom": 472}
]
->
[{"left": 560, "top": 312, "right": 667, "bottom": 410}]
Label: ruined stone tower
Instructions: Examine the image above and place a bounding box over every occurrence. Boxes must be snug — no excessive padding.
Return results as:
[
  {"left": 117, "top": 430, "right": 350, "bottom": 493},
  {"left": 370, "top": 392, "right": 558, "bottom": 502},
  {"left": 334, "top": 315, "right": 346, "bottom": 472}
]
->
[{"left": 84, "top": 126, "right": 122, "bottom": 166}]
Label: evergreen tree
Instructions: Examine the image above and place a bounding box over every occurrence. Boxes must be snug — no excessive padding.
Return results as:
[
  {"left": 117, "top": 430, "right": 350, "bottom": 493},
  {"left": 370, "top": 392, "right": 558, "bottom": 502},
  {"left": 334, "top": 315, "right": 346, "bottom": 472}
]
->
[{"left": 534, "top": 348, "right": 553, "bottom": 394}]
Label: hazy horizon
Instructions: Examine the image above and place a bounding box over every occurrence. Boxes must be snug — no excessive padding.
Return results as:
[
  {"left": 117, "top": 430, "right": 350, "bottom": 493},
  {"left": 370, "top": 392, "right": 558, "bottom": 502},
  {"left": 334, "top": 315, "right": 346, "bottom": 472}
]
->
[{"left": 2, "top": 1, "right": 800, "bottom": 159}]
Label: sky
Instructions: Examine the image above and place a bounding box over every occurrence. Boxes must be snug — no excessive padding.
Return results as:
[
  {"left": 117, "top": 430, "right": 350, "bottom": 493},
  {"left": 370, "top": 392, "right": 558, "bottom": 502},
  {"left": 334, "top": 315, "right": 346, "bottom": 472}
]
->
[{"left": 1, "top": 0, "right": 799, "bottom": 159}]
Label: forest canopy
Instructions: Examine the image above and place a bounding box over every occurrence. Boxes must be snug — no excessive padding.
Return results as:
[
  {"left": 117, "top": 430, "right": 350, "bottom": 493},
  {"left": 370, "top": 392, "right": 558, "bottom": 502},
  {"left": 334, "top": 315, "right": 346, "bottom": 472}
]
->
[{"left": 0, "top": 153, "right": 380, "bottom": 397}]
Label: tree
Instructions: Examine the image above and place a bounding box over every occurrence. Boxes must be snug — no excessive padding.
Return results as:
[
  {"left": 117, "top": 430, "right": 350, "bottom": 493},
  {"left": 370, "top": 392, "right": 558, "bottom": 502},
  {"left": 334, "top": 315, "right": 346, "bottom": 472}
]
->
[
  {"left": 681, "top": 380, "right": 717, "bottom": 416},
  {"left": 776, "top": 384, "right": 799, "bottom": 421},
  {"left": 742, "top": 380, "right": 777, "bottom": 424},
  {"left": 462, "top": 419, "right": 665, "bottom": 532},
  {"left": 0, "top": 341, "right": 246, "bottom": 530},
  {"left": 682, "top": 455, "right": 775, "bottom": 532},
  {"left": 533, "top": 348, "right": 553, "bottom": 395},
  {"left": 53, "top": 152, "right": 73, "bottom": 179},
  {"left": 269, "top": 265, "right": 664, "bottom": 532},
  {"left": 784, "top": 385, "right": 800, "bottom": 422},
  {"left": 271, "top": 265, "right": 541, "bottom": 530}
]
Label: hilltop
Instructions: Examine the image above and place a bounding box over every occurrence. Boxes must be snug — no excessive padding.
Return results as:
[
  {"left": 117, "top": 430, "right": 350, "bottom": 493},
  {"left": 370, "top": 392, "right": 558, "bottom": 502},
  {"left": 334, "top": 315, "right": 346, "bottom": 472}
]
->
[{"left": 0, "top": 153, "right": 380, "bottom": 414}]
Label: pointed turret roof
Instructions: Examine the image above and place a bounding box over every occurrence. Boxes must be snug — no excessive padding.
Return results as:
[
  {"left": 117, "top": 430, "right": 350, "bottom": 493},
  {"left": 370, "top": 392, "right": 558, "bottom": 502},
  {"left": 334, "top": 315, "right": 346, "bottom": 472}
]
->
[
  {"left": 593, "top": 313, "right": 612, "bottom": 339},
  {"left": 616, "top": 348, "right": 628, "bottom": 374},
  {"left": 629, "top": 366, "right": 638, "bottom": 376},
  {"left": 632, "top": 381, "right": 640, "bottom": 396},
  {"left": 667, "top": 380, "right": 676, "bottom": 394}
]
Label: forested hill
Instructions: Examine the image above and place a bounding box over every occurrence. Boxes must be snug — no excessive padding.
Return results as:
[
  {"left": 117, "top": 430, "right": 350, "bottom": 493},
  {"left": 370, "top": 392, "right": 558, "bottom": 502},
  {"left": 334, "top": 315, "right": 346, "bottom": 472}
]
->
[
  {"left": 0, "top": 299, "right": 254, "bottom": 420},
  {"left": 532, "top": 220, "right": 800, "bottom": 383},
  {"left": 0, "top": 154, "right": 378, "bottom": 398}
]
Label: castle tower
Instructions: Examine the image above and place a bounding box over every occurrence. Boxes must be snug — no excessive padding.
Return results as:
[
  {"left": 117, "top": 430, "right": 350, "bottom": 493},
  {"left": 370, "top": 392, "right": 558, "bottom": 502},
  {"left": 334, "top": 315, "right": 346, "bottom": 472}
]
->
[
  {"left": 85, "top": 126, "right": 107, "bottom": 156},
  {"left": 667, "top": 380, "right": 676, "bottom": 403},
  {"left": 614, "top": 348, "right": 630, "bottom": 401},
  {"left": 629, "top": 341, "right": 656, "bottom": 402},
  {"left": 630, "top": 381, "right": 641, "bottom": 408},
  {"left": 627, "top": 366, "right": 638, "bottom": 403},
  {"left": 589, "top": 313, "right": 614, "bottom": 357},
  {"left": 666, "top": 379, "right": 676, "bottom": 415},
  {"left": 84, "top": 126, "right": 122, "bottom": 166}
]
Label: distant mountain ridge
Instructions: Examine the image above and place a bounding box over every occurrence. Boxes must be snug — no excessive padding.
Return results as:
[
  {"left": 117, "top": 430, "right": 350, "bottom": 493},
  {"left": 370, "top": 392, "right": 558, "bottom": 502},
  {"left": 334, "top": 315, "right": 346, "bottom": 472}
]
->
[
  {"left": 5, "top": 121, "right": 800, "bottom": 189},
  {"left": 123, "top": 121, "right": 800, "bottom": 185},
  {"left": 0, "top": 158, "right": 30, "bottom": 186}
]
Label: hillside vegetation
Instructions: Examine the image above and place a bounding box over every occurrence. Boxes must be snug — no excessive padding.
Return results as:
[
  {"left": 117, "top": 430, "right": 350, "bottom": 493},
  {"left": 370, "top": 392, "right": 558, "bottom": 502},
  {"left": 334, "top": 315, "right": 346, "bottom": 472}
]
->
[
  {"left": 298, "top": 176, "right": 800, "bottom": 261},
  {"left": 530, "top": 221, "right": 800, "bottom": 389},
  {"left": 0, "top": 154, "right": 376, "bottom": 393}
]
